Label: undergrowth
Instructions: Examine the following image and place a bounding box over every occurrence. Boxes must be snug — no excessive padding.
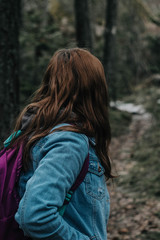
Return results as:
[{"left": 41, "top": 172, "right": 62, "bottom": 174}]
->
[
  {"left": 109, "top": 108, "right": 132, "bottom": 137},
  {"left": 141, "top": 232, "right": 160, "bottom": 240},
  {"left": 122, "top": 85, "right": 160, "bottom": 199}
]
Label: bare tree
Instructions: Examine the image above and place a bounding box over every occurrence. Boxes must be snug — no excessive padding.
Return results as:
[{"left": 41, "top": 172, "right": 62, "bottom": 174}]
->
[
  {"left": 103, "top": 0, "right": 118, "bottom": 99},
  {"left": 74, "top": 0, "right": 92, "bottom": 51},
  {"left": 0, "top": 0, "right": 21, "bottom": 144}
]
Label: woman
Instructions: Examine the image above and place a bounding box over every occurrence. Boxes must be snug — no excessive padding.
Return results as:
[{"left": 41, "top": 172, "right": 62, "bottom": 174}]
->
[{"left": 13, "top": 48, "right": 113, "bottom": 239}]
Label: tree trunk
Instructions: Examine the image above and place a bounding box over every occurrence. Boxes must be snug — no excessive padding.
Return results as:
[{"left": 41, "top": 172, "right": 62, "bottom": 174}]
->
[
  {"left": 0, "top": 0, "right": 21, "bottom": 144},
  {"left": 74, "top": 0, "right": 92, "bottom": 51},
  {"left": 103, "top": 0, "right": 118, "bottom": 100}
]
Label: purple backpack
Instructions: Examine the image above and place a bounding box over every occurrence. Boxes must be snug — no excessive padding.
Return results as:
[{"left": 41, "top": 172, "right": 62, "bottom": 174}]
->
[
  {"left": 0, "top": 134, "right": 89, "bottom": 240},
  {"left": 0, "top": 141, "right": 31, "bottom": 240}
]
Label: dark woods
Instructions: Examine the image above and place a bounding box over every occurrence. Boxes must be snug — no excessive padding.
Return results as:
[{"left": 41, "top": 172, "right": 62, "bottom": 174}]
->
[
  {"left": 0, "top": 0, "right": 21, "bottom": 143},
  {"left": 0, "top": 0, "right": 159, "bottom": 144}
]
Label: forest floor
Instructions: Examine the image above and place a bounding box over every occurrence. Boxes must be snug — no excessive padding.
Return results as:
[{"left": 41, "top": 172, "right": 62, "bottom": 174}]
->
[{"left": 107, "top": 102, "right": 160, "bottom": 240}]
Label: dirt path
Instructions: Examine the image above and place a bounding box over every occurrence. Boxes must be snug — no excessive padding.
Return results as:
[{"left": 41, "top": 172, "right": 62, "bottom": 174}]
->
[{"left": 107, "top": 111, "right": 160, "bottom": 240}]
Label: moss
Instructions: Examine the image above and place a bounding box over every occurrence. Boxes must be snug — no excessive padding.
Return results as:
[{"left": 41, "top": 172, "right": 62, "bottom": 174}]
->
[
  {"left": 109, "top": 108, "right": 132, "bottom": 137},
  {"left": 121, "top": 86, "right": 160, "bottom": 199},
  {"left": 141, "top": 232, "right": 160, "bottom": 240},
  {"left": 129, "top": 130, "right": 160, "bottom": 197}
]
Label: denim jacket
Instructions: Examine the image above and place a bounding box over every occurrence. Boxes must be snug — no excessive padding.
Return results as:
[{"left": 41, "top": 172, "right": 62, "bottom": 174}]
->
[{"left": 15, "top": 125, "right": 110, "bottom": 240}]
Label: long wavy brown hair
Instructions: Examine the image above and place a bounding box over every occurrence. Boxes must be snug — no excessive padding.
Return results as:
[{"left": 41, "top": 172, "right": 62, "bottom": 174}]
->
[{"left": 12, "top": 48, "right": 113, "bottom": 179}]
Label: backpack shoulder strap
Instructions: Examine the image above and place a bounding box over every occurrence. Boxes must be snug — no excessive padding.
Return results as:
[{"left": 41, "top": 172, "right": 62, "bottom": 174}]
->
[
  {"left": 59, "top": 152, "right": 89, "bottom": 216},
  {"left": 3, "top": 130, "right": 22, "bottom": 148},
  {"left": 70, "top": 153, "right": 89, "bottom": 192}
]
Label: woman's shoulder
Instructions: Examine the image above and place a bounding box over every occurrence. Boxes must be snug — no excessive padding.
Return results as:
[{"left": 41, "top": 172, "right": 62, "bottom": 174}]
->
[
  {"left": 47, "top": 123, "right": 88, "bottom": 146},
  {"left": 31, "top": 123, "right": 89, "bottom": 162}
]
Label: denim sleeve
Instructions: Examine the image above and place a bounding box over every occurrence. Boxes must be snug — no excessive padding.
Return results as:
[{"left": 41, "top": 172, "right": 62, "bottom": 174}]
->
[{"left": 15, "top": 131, "right": 90, "bottom": 240}]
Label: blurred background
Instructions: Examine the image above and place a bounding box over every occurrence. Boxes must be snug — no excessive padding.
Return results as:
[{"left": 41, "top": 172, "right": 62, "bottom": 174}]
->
[{"left": 0, "top": 0, "right": 160, "bottom": 239}]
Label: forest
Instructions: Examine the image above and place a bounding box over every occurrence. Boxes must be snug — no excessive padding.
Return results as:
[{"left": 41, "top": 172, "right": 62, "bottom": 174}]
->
[{"left": 0, "top": 0, "right": 160, "bottom": 239}]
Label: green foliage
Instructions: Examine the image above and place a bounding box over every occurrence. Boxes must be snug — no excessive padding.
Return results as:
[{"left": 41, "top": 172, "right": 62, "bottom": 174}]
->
[
  {"left": 110, "top": 108, "right": 132, "bottom": 137},
  {"left": 141, "top": 232, "right": 160, "bottom": 240},
  {"left": 146, "top": 34, "right": 160, "bottom": 73},
  {"left": 114, "top": 0, "right": 148, "bottom": 96},
  {"left": 94, "top": 0, "right": 158, "bottom": 99},
  {"left": 143, "top": 87, "right": 160, "bottom": 122},
  {"left": 127, "top": 128, "right": 160, "bottom": 198},
  {"left": 19, "top": 0, "right": 160, "bottom": 105},
  {"left": 121, "top": 86, "right": 160, "bottom": 199},
  {"left": 49, "top": 0, "right": 74, "bottom": 22},
  {"left": 20, "top": 0, "right": 75, "bottom": 106}
]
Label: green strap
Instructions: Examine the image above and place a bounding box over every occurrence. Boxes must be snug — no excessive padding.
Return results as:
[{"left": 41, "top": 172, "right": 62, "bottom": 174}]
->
[
  {"left": 4, "top": 130, "right": 22, "bottom": 148},
  {"left": 58, "top": 190, "right": 73, "bottom": 216},
  {"left": 58, "top": 205, "right": 67, "bottom": 216}
]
